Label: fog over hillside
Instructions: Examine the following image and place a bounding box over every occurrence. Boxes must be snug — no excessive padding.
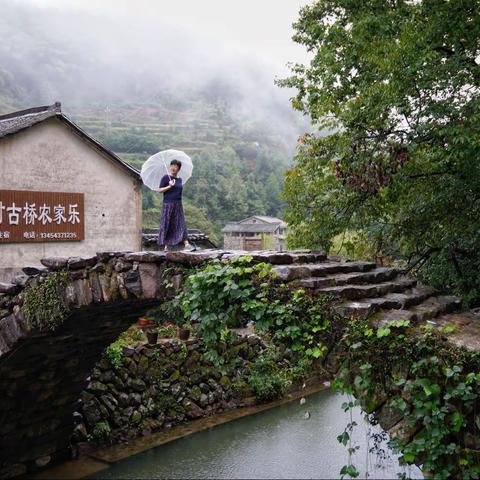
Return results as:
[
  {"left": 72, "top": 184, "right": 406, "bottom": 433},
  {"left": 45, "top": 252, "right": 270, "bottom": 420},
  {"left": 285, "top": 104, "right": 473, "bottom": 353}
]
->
[{"left": 0, "top": 0, "right": 311, "bottom": 145}]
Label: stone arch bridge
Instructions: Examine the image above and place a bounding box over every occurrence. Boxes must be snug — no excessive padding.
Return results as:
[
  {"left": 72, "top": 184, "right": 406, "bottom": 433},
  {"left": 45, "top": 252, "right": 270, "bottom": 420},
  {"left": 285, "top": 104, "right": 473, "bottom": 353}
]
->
[{"left": 0, "top": 249, "right": 479, "bottom": 477}]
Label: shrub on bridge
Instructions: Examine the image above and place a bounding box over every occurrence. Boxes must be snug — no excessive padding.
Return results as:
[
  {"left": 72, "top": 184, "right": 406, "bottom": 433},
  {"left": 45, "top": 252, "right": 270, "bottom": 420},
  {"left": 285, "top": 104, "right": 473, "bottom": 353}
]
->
[
  {"left": 144, "top": 297, "right": 185, "bottom": 326},
  {"left": 105, "top": 327, "right": 144, "bottom": 369},
  {"left": 178, "top": 256, "right": 340, "bottom": 371},
  {"left": 255, "top": 287, "right": 338, "bottom": 360},
  {"left": 179, "top": 256, "right": 272, "bottom": 363},
  {"left": 247, "top": 345, "right": 292, "bottom": 402}
]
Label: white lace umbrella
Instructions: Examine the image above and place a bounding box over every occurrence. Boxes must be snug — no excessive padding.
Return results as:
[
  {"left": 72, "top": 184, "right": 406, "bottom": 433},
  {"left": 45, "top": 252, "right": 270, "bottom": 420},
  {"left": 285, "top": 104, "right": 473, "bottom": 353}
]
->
[{"left": 140, "top": 149, "right": 193, "bottom": 191}]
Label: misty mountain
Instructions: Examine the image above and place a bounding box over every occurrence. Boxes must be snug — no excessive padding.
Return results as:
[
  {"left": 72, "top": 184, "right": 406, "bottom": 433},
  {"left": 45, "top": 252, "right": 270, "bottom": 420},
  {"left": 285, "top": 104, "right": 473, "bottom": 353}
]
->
[{"left": 0, "top": 0, "right": 307, "bottom": 145}]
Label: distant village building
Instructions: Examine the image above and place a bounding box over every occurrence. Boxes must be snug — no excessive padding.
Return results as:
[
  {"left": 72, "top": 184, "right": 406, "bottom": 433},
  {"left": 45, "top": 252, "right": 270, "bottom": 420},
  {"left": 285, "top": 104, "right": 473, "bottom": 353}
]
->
[
  {"left": 222, "top": 215, "right": 287, "bottom": 251},
  {"left": 0, "top": 102, "right": 142, "bottom": 282}
]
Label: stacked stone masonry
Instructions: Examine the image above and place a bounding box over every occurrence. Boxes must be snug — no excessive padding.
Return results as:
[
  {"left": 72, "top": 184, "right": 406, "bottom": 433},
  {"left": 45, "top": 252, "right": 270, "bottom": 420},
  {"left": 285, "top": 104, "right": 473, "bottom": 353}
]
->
[{"left": 77, "top": 335, "right": 268, "bottom": 445}]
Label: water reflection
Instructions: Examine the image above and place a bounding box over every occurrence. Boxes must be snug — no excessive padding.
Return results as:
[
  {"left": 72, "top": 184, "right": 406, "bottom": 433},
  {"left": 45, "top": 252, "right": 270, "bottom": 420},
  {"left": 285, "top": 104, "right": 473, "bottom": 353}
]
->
[{"left": 92, "top": 389, "right": 423, "bottom": 479}]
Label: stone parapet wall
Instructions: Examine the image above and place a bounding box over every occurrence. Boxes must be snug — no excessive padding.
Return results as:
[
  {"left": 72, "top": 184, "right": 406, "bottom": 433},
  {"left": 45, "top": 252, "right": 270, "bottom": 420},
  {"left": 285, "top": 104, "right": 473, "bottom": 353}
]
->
[{"left": 0, "top": 249, "right": 323, "bottom": 358}]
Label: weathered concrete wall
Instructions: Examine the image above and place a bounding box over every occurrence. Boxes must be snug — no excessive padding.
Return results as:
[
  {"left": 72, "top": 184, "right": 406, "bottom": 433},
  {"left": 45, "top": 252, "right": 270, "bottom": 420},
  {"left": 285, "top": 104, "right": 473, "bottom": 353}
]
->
[
  {"left": 223, "top": 233, "right": 243, "bottom": 250},
  {"left": 223, "top": 233, "right": 284, "bottom": 251},
  {"left": 0, "top": 118, "right": 142, "bottom": 282}
]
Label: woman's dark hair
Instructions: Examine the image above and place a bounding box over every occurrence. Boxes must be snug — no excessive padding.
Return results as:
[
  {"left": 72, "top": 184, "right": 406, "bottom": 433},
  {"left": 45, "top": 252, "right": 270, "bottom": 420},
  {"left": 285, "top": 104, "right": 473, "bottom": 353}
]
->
[{"left": 170, "top": 159, "right": 182, "bottom": 170}]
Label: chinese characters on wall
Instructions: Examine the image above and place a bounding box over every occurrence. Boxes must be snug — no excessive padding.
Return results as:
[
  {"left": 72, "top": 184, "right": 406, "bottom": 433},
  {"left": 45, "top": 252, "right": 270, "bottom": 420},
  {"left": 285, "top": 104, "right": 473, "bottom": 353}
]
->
[{"left": 0, "top": 190, "right": 84, "bottom": 243}]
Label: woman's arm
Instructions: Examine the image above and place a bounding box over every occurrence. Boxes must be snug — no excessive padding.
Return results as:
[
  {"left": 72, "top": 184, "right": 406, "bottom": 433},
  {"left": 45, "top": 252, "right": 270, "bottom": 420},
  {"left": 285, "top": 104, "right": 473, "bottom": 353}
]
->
[{"left": 157, "top": 178, "right": 176, "bottom": 193}]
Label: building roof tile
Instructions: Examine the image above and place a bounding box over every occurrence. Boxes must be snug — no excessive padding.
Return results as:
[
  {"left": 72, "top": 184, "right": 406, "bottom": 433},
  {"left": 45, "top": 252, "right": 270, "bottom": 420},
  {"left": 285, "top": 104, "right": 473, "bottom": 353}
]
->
[{"left": 222, "top": 223, "right": 280, "bottom": 233}]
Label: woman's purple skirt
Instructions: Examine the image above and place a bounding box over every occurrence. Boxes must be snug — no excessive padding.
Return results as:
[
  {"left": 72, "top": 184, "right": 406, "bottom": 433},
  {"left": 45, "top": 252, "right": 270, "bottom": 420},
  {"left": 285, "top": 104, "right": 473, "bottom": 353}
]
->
[{"left": 157, "top": 201, "right": 188, "bottom": 246}]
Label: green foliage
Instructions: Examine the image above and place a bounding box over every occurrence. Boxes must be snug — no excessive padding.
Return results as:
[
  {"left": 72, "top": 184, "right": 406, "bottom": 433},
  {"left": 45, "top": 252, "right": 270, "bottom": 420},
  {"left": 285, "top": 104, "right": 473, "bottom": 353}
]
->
[
  {"left": 178, "top": 342, "right": 188, "bottom": 360},
  {"left": 255, "top": 287, "right": 334, "bottom": 359},
  {"left": 247, "top": 345, "right": 292, "bottom": 402},
  {"left": 105, "top": 327, "right": 144, "bottom": 369},
  {"left": 90, "top": 421, "right": 111, "bottom": 442},
  {"left": 23, "top": 270, "right": 69, "bottom": 331},
  {"left": 155, "top": 392, "right": 176, "bottom": 412},
  {"left": 251, "top": 350, "right": 315, "bottom": 394},
  {"left": 334, "top": 316, "right": 480, "bottom": 479},
  {"left": 146, "top": 298, "right": 185, "bottom": 326},
  {"left": 179, "top": 257, "right": 337, "bottom": 367},
  {"left": 388, "top": 358, "right": 480, "bottom": 479},
  {"left": 155, "top": 324, "right": 177, "bottom": 338},
  {"left": 105, "top": 343, "right": 123, "bottom": 369},
  {"left": 279, "top": 0, "right": 480, "bottom": 305},
  {"left": 331, "top": 230, "right": 378, "bottom": 262},
  {"left": 339, "top": 465, "right": 359, "bottom": 479},
  {"left": 230, "top": 378, "right": 252, "bottom": 399},
  {"left": 180, "top": 257, "right": 272, "bottom": 358},
  {"left": 336, "top": 394, "right": 362, "bottom": 479},
  {"left": 288, "top": 354, "right": 314, "bottom": 381}
]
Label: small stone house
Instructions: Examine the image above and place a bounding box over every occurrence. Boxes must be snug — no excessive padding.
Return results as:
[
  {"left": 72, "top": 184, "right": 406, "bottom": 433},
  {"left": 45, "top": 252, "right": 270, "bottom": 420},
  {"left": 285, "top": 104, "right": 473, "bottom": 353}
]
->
[
  {"left": 0, "top": 102, "right": 143, "bottom": 282},
  {"left": 222, "top": 215, "right": 287, "bottom": 251}
]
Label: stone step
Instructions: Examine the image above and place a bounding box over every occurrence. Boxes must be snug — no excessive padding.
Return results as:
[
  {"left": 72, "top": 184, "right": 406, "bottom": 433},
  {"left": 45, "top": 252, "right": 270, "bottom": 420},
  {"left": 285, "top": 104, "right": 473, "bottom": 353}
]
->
[
  {"left": 409, "top": 295, "right": 463, "bottom": 321},
  {"left": 298, "top": 267, "right": 398, "bottom": 289},
  {"left": 373, "top": 295, "right": 463, "bottom": 327},
  {"left": 273, "top": 261, "right": 377, "bottom": 281},
  {"left": 431, "top": 309, "right": 480, "bottom": 352},
  {"left": 334, "top": 285, "right": 437, "bottom": 318},
  {"left": 314, "top": 276, "right": 416, "bottom": 301},
  {"left": 221, "top": 251, "right": 327, "bottom": 265}
]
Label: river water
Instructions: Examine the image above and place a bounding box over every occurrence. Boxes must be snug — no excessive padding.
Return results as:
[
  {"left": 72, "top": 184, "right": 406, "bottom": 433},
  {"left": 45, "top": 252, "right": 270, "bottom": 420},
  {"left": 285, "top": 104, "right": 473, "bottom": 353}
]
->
[{"left": 93, "top": 389, "right": 423, "bottom": 479}]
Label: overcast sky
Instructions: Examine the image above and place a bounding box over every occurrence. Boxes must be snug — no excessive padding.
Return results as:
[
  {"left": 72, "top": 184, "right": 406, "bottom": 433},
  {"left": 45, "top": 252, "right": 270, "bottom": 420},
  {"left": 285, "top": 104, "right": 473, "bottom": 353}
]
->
[{"left": 15, "top": 0, "right": 312, "bottom": 76}]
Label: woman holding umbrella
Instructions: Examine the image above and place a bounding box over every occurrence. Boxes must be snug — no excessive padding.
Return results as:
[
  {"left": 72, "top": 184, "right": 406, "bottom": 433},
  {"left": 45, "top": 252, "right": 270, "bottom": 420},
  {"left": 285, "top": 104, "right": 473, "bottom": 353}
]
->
[
  {"left": 156, "top": 159, "right": 194, "bottom": 251},
  {"left": 140, "top": 149, "right": 195, "bottom": 252}
]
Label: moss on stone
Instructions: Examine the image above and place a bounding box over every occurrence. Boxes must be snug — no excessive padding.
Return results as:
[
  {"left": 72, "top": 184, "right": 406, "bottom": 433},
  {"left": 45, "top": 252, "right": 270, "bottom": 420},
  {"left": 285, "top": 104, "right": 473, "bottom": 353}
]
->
[
  {"left": 131, "top": 411, "right": 142, "bottom": 424},
  {"left": 219, "top": 376, "right": 231, "bottom": 387},
  {"left": 23, "top": 270, "right": 69, "bottom": 332}
]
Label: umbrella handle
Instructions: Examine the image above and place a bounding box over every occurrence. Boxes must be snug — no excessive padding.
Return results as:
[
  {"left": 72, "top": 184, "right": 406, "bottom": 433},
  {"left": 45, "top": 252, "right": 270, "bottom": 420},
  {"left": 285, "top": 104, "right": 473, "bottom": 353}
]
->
[{"left": 162, "top": 157, "right": 172, "bottom": 182}]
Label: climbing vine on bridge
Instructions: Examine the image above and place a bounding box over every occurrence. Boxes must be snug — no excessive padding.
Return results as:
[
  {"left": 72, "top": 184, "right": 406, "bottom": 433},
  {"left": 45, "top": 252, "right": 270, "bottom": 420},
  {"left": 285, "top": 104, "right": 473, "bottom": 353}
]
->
[
  {"left": 334, "top": 317, "right": 480, "bottom": 479},
  {"left": 23, "top": 269, "right": 69, "bottom": 331},
  {"left": 179, "top": 256, "right": 339, "bottom": 368},
  {"left": 179, "top": 256, "right": 272, "bottom": 365}
]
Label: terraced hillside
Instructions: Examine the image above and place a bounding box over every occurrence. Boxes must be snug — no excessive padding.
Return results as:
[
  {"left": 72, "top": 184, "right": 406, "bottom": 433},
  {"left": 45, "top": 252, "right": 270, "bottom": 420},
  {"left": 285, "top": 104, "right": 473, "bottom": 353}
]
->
[
  {"left": 62, "top": 98, "right": 298, "bottom": 245},
  {"left": 67, "top": 97, "right": 298, "bottom": 168}
]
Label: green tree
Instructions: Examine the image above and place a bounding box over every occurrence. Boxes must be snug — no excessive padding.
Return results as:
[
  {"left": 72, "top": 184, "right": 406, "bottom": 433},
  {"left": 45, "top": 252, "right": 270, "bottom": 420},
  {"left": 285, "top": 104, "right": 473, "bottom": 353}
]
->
[
  {"left": 278, "top": 0, "right": 480, "bottom": 305},
  {"left": 142, "top": 186, "right": 155, "bottom": 210},
  {"left": 183, "top": 200, "right": 220, "bottom": 246}
]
